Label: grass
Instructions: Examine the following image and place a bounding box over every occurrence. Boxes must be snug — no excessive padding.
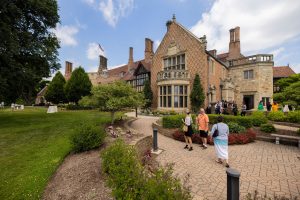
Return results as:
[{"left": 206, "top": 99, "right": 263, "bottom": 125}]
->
[{"left": 0, "top": 107, "right": 112, "bottom": 200}]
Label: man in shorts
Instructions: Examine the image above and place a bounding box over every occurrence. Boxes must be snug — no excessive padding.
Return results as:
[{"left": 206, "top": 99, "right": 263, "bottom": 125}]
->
[{"left": 196, "top": 108, "right": 209, "bottom": 149}]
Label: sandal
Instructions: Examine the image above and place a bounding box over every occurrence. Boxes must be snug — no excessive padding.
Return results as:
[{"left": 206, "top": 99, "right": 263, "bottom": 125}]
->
[{"left": 215, "top": 160, "right": 223, "bottom": 164}]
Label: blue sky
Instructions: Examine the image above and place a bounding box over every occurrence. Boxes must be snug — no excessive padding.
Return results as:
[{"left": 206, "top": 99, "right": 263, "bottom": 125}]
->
[{"left": 55, "top": 0, "right": 300, "bottom": 74}]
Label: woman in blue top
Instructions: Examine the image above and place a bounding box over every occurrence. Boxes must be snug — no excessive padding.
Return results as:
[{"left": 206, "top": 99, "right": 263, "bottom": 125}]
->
[{"left": 210, "top": 116, "right": 230, "bottom": 168}]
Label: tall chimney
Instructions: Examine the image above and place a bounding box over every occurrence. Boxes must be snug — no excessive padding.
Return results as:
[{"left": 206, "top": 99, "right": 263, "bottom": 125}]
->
[
  {"left": 228, "top": 26, "right": 241, "bottom": 60},
  {"left": 128, "top": 47, "right": 134, "bottom": 71},
  {"left": 65, "top": 61, "right": 73, "bottom": 80},
  {"left": 144, "top": 38, "right": 154, "bottom": 63},
  {"left": 98, "top": 55, "right": 107, "bottom": 73}
]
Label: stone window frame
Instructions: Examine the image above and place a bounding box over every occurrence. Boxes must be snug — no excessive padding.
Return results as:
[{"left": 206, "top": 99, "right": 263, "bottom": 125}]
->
[
  {"left": 209, "top": 58, "right": 215, "bottom": 75},
  {"left": 163, "top": 54, "right": 185, "bottom": 71},
  {"left": 243, "top": 69, "right": 254, "bottom": 79},
  {"left": 159, "top": 85, "right": 188, "bottom": 108}
]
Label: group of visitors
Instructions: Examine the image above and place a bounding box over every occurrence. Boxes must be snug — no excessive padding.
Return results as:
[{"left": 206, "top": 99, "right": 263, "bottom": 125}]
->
[
  {"left": 182, "top": 109, "right": 230, "bottom": 168},
  {"left": 211, "top": 100, "right": 239, "bottom": 116}
]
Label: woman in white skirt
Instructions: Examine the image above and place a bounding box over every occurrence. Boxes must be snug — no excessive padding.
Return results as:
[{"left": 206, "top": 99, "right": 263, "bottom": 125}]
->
[{"left": 210, "top": 116, "right": 230, "bottom": 168}]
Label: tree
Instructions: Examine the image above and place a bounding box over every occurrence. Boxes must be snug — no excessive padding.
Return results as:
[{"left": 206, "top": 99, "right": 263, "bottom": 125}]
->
[
  {"left": 190, "top": 74, "right": 205, "bottom": 112},
  {"left": 273, "top": 74, "right": 300, "bottom": 108},
  {"left": 45, "top": 71, "right": 66, "bottom": 104},
  {"left": 143, "top": 80, "right": 153, "bottom": 109},
  {"left": 64, "top": 67, "right": 92, "bottom": 103},
  {"left": 79, "top": 81, "right": 145, "bottom": 124},
  {"left": 0, "top": 1, "right": 60, "bottom": 104}
]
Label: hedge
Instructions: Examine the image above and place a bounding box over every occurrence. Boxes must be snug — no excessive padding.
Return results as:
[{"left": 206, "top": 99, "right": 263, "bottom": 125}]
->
[
  {"left": 172, "top": 128, "right": 256, "bottom": 145},
  {"left": 102, "top": 140, "right": 192, "bottom": 200},
  {"left": 260, "top": 124, "right": 276, "bottom": 133},
  {"left": 267, "top": 111, "right": 300, "bottom": 123},
  {"left": 163, "top": 114, "right": 254, "bottom": 129}
]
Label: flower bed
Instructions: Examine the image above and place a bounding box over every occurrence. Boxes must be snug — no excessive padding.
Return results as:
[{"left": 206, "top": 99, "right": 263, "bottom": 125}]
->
[{"left": 172, "top": 128, "right": 256, "bottom": 145}]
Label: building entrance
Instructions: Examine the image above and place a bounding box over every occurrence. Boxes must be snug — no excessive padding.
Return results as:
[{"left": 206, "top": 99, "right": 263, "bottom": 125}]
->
[{"left": 243, "top": 95, "right": 254, "bottom": 110}]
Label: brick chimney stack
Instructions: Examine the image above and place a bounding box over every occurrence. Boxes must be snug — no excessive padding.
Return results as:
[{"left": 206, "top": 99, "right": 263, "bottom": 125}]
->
[
  {"left": 98, "top": 55, "right": 107, "bottom": 73},
  {"left": 128, "top": 47, "right": 134, "bottom": 71},
  {"left": 144, "top": 38, "right": 154, "bottom": 63},
  {"left": 228, "top": 27, "right": 241, "bottom": 60},
  {"left": 65, "top": 61, "right": 73, "bottom": 80}
]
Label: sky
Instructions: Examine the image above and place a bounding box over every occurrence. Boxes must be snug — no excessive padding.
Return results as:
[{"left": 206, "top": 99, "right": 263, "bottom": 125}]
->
[{"left": 54, "top": 0, "right": 300, "bottom": 75}]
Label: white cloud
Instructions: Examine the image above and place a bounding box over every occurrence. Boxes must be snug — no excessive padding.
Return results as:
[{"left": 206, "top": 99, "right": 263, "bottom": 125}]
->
[
  {"left": 87, "top": 43, "right": 105, "bottom": 60},
  {"left": 84, "top": 0, "right": 134, "bottom": 27},
  {"left": 291, "top": 63, "right": 300, "bottom": 73},
  {"left": 269, "top": 47, "right": 285, "bottom": 58},
  {"left": 83, "top": 0, "right": 95, "bottom": 6},
  {"left": 190, "top": 0, "right": 300, "bottom": 53},
  {"left": 53, "top": 24, "right": 79, "bottom": 46}
]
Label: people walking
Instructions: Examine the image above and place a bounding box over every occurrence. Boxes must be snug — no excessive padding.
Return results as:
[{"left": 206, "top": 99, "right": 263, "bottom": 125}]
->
[
  {"left": 210, "top": 116, "right": 230, "bottom": 168},
  {"left": 196, "top": 108, "right": 209, "bottom": 149},
  {"left": 266, "top": 101, "right": 272, "bottom": 111},
  {"left": 241, "top": 103, "right": 247, "bottom": 116},
  {"left": 232, "top": 101, "right": 238, "bottom": 116},
  {"left": 183, "top": 109, "right": 193, "bottom": 151},
  {"left": 272, "top": 101, "right": 278, "bottom": 111},
  {"left": 258, "top": 100, "right": 264, "bottom": 111}
]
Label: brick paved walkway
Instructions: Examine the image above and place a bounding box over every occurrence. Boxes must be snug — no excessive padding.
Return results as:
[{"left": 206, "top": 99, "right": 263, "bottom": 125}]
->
[{"left": 126, "top": 113, "right": 300, "bottom": 200}]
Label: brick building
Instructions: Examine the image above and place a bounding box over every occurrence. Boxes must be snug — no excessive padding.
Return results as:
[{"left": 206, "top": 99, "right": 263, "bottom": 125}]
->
[
  {"left": 273, "top": 66, "right": 296, "bottom": 92},
  {"left": 64, "top": 38, "right": 154, "bottom": 92},
  {"left": 61, "top": 16, "right": 293, "bottom": 111},
  {"left": 151, "top": 16, "right": 274, "bottom": 111}
]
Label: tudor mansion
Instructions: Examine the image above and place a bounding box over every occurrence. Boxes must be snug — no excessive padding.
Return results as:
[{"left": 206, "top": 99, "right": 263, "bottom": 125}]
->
[{"left": 61, "top": 16, "right": 295, "bottom": 112}]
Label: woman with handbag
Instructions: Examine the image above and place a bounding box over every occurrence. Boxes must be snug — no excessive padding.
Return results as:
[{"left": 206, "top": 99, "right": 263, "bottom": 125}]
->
[
  {"left": 182, "top": 109, "right": 194, "bottom": 151},
  {"left": 210, "top": 116, "right": 230, "bottom": 167}
]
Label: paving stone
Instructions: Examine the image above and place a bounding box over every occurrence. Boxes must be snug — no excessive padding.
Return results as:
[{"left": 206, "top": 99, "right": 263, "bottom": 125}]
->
[{"left": 126, "top": 113, "right": 300, "bottom": 200}]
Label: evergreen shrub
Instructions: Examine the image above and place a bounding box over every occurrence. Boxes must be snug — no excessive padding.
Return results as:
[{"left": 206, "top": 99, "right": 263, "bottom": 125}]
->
[{"left": 260, "top": 124, "right": 276, "bottom": 133}]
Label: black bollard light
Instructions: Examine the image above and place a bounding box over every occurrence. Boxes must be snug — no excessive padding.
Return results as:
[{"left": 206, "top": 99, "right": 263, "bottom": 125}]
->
[
  {"left": 226, "top": 168, "right": 240, "bottom": 200},
  {"left": 153, "top": 128, "right": 158, "bottom": 151}
]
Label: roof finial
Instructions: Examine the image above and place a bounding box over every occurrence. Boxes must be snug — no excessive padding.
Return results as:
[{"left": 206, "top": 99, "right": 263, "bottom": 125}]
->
[{"left": 172, "top": 14, "right": 176, "bottom": 22}]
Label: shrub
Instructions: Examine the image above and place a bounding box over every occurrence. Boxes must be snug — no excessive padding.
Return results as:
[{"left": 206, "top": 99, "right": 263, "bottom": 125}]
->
[
  {"left": 144, "top": 164, "right": 192, "bottom": 200},
  {"left": 250, "top": 111, "right": 268, "bottom": 126},
  {"left": 102, "top": 140, "right": 192, "bottom": 200},
  {"left": 70, "top": 123, "right": 106, "bottom": 153},
  {"left": 228, "top": 122, "right": 246, "bottom": 133},
  {"left": 173, "top": 129, "right": 255, "bottom": 145},
  {"left": 66, "top": 104, "right": 93, "bottom": 110},
  {"left": 267, "top": 111, "right": 287, "bottom": 122},
  {"left": 162, "top": 114, "right": 186, "bottom": 128},
  {"left": 102, "top": 140, "right": 144, "bottom": 199},
  {"left": 286, "top": 111, "right": 300, "bottom": 123},
  {"left": 208, "top": 114, "right": 253, "bottom": 128},
  {"left": 260, "top": 124, "right": 276, "bottom": 133}
]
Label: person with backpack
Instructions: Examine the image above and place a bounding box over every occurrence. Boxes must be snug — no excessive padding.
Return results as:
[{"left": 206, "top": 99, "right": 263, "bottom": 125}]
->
[{"left": 210, "top": 116, "right": 230, "bottom": 168}]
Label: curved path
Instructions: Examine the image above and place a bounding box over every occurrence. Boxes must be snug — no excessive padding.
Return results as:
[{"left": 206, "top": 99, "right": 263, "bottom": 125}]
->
[{"left": 126, "top": 112, "right": 300, "bottom": 200}]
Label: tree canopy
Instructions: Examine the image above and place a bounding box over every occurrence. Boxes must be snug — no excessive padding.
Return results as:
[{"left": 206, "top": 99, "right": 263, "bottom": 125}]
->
[
  {"left": 0, "top": 1, "right": 60, "bottom": 104},
  {"left": 45, "top": 71, "right": 66, "bottom": 104},
  {"left": 143, "top": 80, "right": 153, "bottom": 109},
  {"left": 190, "top": 74, "right": 205, "bottom": 112},
  {"left": 64, "top": 67, "right": 92, "bottom": 103},
  {"left": 273, "top": 74, "right": 300, "bottom": 108},
  {"left": 79, "top": 81, "right": 145, "bottom": 124}
]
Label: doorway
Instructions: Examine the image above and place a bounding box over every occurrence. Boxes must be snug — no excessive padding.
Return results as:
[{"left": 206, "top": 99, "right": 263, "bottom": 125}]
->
[{"left": 243, "top": 95, "right": 254, "bottom": 110}]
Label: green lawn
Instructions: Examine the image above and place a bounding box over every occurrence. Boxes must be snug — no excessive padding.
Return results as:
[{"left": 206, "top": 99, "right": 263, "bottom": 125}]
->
[{"left": 0, "top": 107, "right": 112, "bottom": 200}]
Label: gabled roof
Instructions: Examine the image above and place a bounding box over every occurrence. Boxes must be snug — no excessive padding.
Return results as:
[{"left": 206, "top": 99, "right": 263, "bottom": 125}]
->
[
  {"left": 273, "top": 66, "right": 296, "bottom": 78},
  {"left": 88, "top": 59, "right": 151, "bottom": 84},
  {"left": 173, "top": 21, "right": 227, "bottom": 67}
]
